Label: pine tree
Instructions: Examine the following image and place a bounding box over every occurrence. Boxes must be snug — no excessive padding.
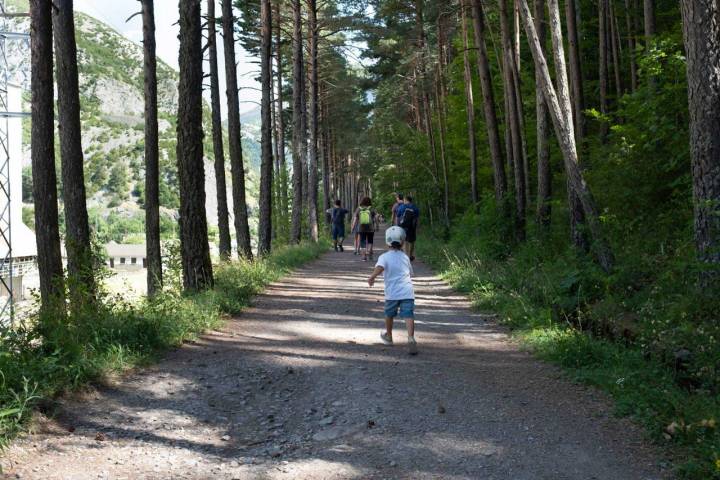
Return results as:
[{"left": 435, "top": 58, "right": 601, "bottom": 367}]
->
[
  {"left": 680, "top": 0, "right": 720, "bottom": 281},
  {"left": 177, "top": 0, "right": 213, "bottom": 291},
  {"left": 52, "top": 0, "right": 95, "bottom": 305},
  {"left": 141, "top": 0, "right": 163, "bottom": 296},
  {"left": 207, "top": 0, "right": 232, "bottom": 260},
  {"left": 221, "top": 0, "right": 253, "bottom": 258},
  {"left": 30, "top": 0, "right": 64, "bottom": 311},
  {"left": 258, "top": 0, "right": 274, "bottom": 255}
]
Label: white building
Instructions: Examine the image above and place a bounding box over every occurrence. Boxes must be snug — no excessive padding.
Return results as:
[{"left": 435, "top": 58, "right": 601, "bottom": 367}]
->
[
  {"left": 105, "top": 242, "right": 147, "bottom": 270},
  {"left": 0, "top": 83, "right": 37, "bottom": 301}
]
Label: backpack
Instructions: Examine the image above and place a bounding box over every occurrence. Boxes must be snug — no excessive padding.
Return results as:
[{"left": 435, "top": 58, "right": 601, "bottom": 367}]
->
[
  {"left": 359, "top": 207, "right": 372, "bottom": 226},
  {"left": 400, "top": 207, "right": 417, "bottom": 230}
]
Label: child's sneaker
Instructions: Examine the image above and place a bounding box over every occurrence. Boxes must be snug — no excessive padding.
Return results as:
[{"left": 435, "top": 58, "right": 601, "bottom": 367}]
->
[
  {"left": 334, "top": 244, "right": 339, "bottom": 252},
  {"left": 380, "top": 332, "right": 393, "bottom": 345},
  {"left": 408, "top": 337, "right": 418, "bottom": 355},
  {"left": 339, "top": 245, "right": 344, "bottom": 252}
]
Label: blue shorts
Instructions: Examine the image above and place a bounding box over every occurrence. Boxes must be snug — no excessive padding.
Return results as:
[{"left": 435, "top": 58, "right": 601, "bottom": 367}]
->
[
  {"left": 384, "top": 299, "right": 415, "bottom": 319},
  {"left": 332, "top": 224, "right": 345, "bottom": 240}
]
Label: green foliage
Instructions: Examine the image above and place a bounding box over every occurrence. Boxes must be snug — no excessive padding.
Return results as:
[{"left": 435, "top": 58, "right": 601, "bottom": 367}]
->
[
  {"left": 21, "top": 206, "right": 34, "bottom": 231},
  {"left": 419, "top": 223, "right": 720, "bottom": 479},
  {"left": 0, "top": 241, "right": 327, "bottom": 448}
]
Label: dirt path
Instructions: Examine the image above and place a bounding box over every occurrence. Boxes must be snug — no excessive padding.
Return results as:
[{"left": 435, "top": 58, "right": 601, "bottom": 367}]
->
[{"left": 2, "top": 243, "right": 665, "bottom": 480}]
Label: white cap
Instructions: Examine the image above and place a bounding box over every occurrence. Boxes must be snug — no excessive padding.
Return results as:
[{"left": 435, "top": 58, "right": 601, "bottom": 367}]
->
[{"left": 385, "top": 226, "right": 406, "bottom": 246}]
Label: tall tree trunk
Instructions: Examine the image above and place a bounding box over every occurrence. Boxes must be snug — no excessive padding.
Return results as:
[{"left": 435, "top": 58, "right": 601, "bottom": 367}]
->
[
  {"left": 207, "top": 0, "right": 231, "bottom": 261},
  {"left": 534, "top": 0, "right": 552, "bottom": 227},
  {"left": 643, "top": 0, "right": 655, "bottom": 41},
  {"left": 414, "top": 2, "right": 439, "bottom": 190},
  {"left": 142, "top": 0, "right": 163, "bottom": 294},
  {"left": 680, "top": 0, "right": 720, "bottom": 281},
  {"left": 598, "top": 0, "right": 609, "bottom": 140},
  {"left": 564, "top": 0, "right": 588, "bottom": 247},
  {"left": 307, "top": 0, "right": 319, "bottom": 242},
  {"left": 609, "top": 0, "right": 623, "bottom": 97},
  {"left": 519, "top": 0, "right": 615, "bottom": 272},
  {"left": 177, "top": 0, "right": 213, "bottom": 291},
  {"left": 274, "top": 0, "right": 288, "bottom": 237},
  {"left": 290, "top": 0, "right": 305, "bottom": 243},
  {"left": 514, "top": 0, "right": 530, "bottom": 206},
  {"left": 30, "top": 0, "right": 64, "bottom": 311},
  {"left": 565, "top": 0, "right": 585, "bottom": 140},
  {"left": 471, "top": 0, "right": 508, "bottom": 205},
  {"left": 500, "top": 0, "right": 526, "bottom": 240},
  {"left": 624, "top": 0, "right": 638, "bottom": 92},
  {"left": 258, "top": 0, "right": 274, "bottom": 255},
  {"left": 321, "top": 92, "right": 331, "bottom": 222},
  {"left": 461, "top": 0, "right": 479, "bottom": 204},
  {"left": 434, "top": 62, "right": 450, "bottom": 226},
  {"left": 52, "top": 0, "right": 95, "bottom": 304},
  {"left": 221, "top": 0, "right": 253, "bottom": 258}
]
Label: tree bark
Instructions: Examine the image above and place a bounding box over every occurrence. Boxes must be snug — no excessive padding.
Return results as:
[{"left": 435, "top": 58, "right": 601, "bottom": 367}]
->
[
  {"left": 274, "top": 0, "right": 288, "bottom": 233},
  {"left": 534, "top": 0, "right": 552, "bottom": 227},
  {"left": 30, "top": 0, "right": 64, "bottom": 310},
  {"left": 141, "top": 0, "right": 163, "bottom": 294},
  {"left": 624, "top": 0, "right": 638, "bottom": 92},
  {"left": 307, "top": 0, "right": 319, "bottom": 242},
  {"left": 609, "top": 0, "right": 623, "bottom": 97},
  {"left": 598, "top": 0, "right": 609, "bottom": 140},
  {"left": 643, "top": 0, "right": 655, "bottom": 41},
  {"left": 434, "top": 62, "right": 450, "bottom": 226},
  {"left": 207, "top": 0, "right": 232, "bottom": 261},
  {"left": 680, "top": 0, "right": 720, "bottom": 280},
  {"left": 500, "top": 0, "right": 526, "bottom": 240},
  {"left": 461, "top": 0, "right": 478, "bottom": 204},
  {"left": 290, "top": 0, "right": 305, "bottom": 243},
  {"left": 177, "top": 0, "right": 213, "bottom": 291},
  {"left": 471, "top": 0, "right": 508, "bottom": 206},
  {"left": 321, "top": 94, "right": 331, "bottom": 223},
  {"left": 52, "top": 0, "right": 95, "bottom": 304},
  {"left": 519, "top": 0, "right": 615, "bottom": 272},
  {"left": 221, "top": 0, "right": 253, "bottom": 258},
  {"left": 565, "top": 0, "right": 585, "bottom": 140},
  {"left": 257, "top": 0, "right": 274, "bottom": 254},
  {"left": 514, "top": 0, "right": 530, "bottom": 206}
]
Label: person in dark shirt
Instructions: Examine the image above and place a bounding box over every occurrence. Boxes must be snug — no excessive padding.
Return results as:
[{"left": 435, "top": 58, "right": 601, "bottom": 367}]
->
[
  {"left": 327, "top": 199, "right": 349, "bottom": 252},
  {"left": 397, "top": 196, "right": 420, "bottom": 261}
]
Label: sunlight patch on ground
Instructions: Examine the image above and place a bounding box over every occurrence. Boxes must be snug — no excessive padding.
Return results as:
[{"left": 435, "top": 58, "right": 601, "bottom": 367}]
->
[{"left": 263, "top": 458, "right": 364, "bottom": 479}]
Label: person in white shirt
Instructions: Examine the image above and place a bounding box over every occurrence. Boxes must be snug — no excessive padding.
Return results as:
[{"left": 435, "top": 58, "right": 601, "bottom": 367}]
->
[{"left": 368, "top": 226, "right": 418, "bottom": 355}]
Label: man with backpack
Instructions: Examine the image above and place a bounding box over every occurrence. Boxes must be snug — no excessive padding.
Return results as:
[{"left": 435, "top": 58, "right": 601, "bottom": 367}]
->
[
  {"left": 397, "top": 195, "right": 420, "bottom": 261},
  {"left": 327, "top": 199, "right": 349, "bottom": 252},
  {"left": 351, "top": 196, "right": 378, "bottom": 262}
]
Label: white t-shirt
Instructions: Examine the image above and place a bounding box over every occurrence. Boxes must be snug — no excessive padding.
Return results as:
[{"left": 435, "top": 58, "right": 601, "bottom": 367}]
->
[{"left": 376, "top": 250, "right": 414, "bottom": 300}]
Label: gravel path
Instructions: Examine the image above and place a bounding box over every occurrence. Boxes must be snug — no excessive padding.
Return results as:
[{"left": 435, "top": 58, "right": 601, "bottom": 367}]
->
[{"left": 1, "top": 243, "right": 666, "bottom": 479}]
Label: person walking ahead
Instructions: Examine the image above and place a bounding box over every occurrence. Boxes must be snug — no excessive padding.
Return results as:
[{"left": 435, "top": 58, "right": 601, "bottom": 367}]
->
[
  {"left": 351, "top": 197, "right": 378, "bottom": 262},
  {"left": 391, "top": 192, "right": 404, "bottom": 226},
  {"left": 327, "top": 199, "right": 349, "bottom": 252},
  {"left": 368, "top": 226, "right": 418, "bottom": 355},
  {"left": 397, "top": 195, "right": 420, "bottom": 261}
]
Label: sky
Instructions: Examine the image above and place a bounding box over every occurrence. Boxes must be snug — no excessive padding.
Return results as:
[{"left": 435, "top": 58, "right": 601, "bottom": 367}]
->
[{"left": 74, "top": 0, "right": 261, "bottom": 114}]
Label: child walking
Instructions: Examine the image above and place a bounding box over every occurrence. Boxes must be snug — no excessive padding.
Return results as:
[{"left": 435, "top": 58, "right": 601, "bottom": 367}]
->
[{"left": 368, "top": 226, "right": 418, "bottom": 355}]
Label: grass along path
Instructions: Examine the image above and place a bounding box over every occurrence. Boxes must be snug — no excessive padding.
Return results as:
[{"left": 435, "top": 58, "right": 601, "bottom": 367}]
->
[{"left": 417, "top": 237, "right": 720, "bottom": 479}]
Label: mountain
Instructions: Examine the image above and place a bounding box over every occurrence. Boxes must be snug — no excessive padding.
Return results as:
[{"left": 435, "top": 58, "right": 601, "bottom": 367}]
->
[{"left": 6, "top": 1, "right": 261, "bottom": 242}]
